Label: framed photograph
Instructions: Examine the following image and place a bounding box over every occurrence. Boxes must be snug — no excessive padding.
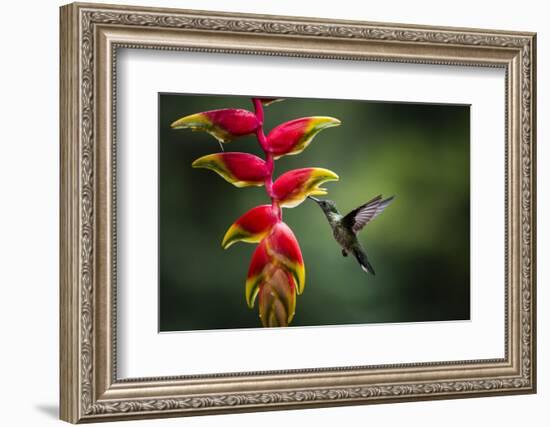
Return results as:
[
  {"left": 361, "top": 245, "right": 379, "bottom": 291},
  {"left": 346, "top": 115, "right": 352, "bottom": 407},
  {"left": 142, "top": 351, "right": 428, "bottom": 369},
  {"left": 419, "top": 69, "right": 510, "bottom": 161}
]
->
[{"left": 60, "top": 2, "right": 537, "bottom": 423}]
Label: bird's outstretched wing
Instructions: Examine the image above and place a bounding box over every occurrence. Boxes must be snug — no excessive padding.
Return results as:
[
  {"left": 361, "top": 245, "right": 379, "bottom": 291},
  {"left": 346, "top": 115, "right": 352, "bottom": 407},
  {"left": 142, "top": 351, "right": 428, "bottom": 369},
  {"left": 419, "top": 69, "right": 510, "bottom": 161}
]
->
[{"left": 343, "top": 195, "right": 394, "bottom": 233}]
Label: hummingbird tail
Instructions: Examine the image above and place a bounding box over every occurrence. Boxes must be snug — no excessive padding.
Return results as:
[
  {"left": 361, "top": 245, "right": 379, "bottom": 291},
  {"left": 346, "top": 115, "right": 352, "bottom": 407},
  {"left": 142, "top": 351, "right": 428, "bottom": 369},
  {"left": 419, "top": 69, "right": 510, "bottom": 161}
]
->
[{"left": 352, "top": 248, "right": 375, "bottom": 275}]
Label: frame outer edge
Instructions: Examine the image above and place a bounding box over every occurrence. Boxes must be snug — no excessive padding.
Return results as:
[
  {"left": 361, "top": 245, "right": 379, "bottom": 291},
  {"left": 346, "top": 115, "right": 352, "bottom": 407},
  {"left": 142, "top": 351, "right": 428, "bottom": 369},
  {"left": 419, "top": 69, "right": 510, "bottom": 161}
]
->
[
  {"left": 60, "top": 3, "right": 80, "bottom": 424},
  {"left": 529, "top": 33, "right": 537, "bottom": 393},
  {"left": 59, "top": 2, "right": 537, "bottom": 422},
  {"left": 68, "top": 1, "right": 537, "bottom": 37}
]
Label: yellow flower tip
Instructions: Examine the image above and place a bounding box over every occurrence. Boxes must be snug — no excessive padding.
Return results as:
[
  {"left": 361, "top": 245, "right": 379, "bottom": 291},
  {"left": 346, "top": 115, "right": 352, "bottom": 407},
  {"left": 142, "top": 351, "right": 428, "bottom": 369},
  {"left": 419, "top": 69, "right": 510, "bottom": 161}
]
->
[
  {"left": 310, "top": 116, "right": 342, "bottom": 130},
  {"left": 310, "top": 187, "right": 328, "bottom": 196},
  {"left": 191, "top": 154, "right": 216, "bottom": 169},
  {"left": 221, "top": 226, "right": 238, "bottom": 250},
  {"left": 245, "top": 280, "right": 260, "bottom": 308},
  {"left": 294, "top": 266, "right": 306, "bottom": 295},
  {"left": 222, "top": 223, "right": 264, "bottom": 249},
  {"left": 261, "top": 98, "right": 285, "bottom": 107},
  {"left": 170, "top": 112, "right": 208, "bottom": 129},
  {"left": 311, "top": 168, "right": 339, "bottom": 182},
  {"left": 221, "top": 239, "right": 234, "bottom": 250},
  {"left": 231, "top": 181, "right": 264, "bottom": 188}
]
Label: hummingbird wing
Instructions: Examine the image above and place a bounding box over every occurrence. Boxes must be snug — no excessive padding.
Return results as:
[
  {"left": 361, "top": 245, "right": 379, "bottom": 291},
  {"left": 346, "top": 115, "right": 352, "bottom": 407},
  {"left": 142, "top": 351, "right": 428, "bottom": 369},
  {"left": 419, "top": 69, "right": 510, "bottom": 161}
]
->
[{"left": 343, "top": 195, "right": 394, "bottom": 233}]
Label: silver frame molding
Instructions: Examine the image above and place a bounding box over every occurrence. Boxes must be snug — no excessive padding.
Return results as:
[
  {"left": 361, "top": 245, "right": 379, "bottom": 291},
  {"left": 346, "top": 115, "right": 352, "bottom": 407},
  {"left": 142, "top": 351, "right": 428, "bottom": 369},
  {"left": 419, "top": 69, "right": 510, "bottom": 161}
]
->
[{"left": 60, "top": 2, "right": 536, "bottom": 423}]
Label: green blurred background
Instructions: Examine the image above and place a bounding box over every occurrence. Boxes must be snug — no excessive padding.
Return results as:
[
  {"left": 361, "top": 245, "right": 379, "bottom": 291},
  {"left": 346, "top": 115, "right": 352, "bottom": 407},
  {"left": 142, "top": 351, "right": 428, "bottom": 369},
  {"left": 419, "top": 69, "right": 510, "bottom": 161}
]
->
[{"left": 159, "top": 94, "right": 470, "bottom": 331}]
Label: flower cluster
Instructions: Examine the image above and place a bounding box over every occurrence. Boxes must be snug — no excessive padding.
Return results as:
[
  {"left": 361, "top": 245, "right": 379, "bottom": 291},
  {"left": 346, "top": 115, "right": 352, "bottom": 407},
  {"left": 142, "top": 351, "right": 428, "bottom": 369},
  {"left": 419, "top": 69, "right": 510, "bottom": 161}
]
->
[{"left": 171, "top": 98, "right": 340, "bottom": 326}]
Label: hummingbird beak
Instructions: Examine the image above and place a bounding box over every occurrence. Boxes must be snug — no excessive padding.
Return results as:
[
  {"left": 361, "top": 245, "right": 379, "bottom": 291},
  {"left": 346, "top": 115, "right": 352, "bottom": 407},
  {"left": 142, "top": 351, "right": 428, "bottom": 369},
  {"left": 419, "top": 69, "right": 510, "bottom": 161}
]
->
[{"left": 308, "top": 196, "right": 321, "bottom": 203}]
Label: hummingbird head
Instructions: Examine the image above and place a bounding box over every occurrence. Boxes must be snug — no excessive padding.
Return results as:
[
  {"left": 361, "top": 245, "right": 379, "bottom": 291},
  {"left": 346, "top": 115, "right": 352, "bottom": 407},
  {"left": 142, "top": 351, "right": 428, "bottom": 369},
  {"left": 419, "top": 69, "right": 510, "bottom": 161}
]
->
[{"left": 308, "top": 196, "right": 338, "bottom": 215}]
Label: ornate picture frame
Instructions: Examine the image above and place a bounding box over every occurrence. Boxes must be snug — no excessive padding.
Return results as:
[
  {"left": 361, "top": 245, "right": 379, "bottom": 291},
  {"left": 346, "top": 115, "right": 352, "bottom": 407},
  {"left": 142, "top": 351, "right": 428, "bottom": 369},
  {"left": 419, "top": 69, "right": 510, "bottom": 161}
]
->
[{"left": 60, "top": 2, "right": 536, "bottom": 423}]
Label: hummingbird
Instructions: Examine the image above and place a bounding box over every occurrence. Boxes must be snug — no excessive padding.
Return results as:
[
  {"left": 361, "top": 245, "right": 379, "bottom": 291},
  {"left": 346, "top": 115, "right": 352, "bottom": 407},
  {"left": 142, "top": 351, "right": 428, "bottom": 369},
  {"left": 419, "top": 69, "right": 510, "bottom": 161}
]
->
[{"left": 308, "top": 194, "right": 394, "bottom": 275}]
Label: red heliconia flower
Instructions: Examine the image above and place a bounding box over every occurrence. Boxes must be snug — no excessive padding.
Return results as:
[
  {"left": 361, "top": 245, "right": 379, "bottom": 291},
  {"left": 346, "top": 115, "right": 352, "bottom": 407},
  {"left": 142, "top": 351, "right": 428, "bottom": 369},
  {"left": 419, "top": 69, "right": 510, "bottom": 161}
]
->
[
  {"left": 192, "top": 152, "right": 269, "bottom": 188},
  {"left": 266, "top": 116, "right": 341, "bottom": 158},
  {"left": 245, "top": 238, "right": 270, "bottom": 307},
  {"left": 258, "top": 267, "right": 296, "bottom": 327},
  {"left": 245, "top": 222, "right": 305, "bottom": 309},
  {"left": 266, "top": 223, "right": 305, "bottom": 292},
  {"left": 171, "top": 108, "right": 260, "bottom": 143},
  {"left": 174, "top": 96, "right": 343, "bottom": 327},
  {"left": 273, "top": 167, "right": 339, "bottom": 208},
  {"left": 222, "top": 204, "right": 279, "bottom": 249}
]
